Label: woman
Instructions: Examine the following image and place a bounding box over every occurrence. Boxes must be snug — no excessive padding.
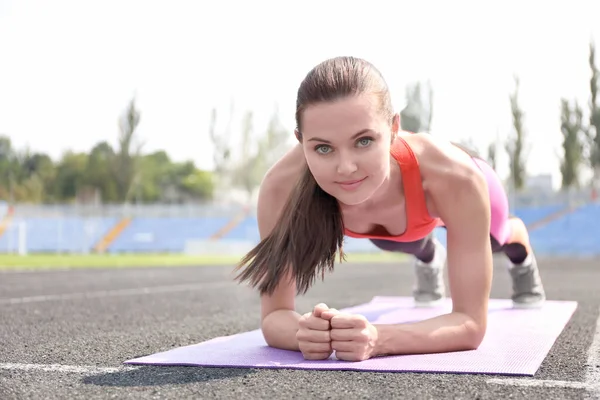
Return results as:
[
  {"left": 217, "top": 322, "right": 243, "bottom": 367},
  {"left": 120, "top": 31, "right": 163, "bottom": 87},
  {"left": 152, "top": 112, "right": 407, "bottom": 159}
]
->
[{"left": 234, "top": 56, "right": 546, "bottom": 362}]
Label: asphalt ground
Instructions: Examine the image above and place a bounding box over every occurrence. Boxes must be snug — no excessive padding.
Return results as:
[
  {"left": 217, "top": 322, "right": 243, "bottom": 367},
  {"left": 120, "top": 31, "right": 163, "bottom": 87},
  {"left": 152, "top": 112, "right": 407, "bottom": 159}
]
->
[{"left": 0, "top": 255, "right": 599, "bottom": 399}]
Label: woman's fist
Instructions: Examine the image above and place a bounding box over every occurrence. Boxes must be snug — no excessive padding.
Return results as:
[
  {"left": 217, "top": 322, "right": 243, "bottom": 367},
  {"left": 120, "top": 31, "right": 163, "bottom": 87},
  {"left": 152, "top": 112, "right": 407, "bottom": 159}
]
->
[
  {"left": 322, "top": 310, "right": 379, "bottom": 361},
  {"left": 296, "top": 303, "right": 333, "bottom": 360}
]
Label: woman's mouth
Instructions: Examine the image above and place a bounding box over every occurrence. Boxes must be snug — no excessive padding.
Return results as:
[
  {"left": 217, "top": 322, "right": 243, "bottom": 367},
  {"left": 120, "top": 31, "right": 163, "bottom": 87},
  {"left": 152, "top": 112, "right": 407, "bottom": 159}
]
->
[{"left": 336, "top": 177, "right": 367, "bottom": 191}]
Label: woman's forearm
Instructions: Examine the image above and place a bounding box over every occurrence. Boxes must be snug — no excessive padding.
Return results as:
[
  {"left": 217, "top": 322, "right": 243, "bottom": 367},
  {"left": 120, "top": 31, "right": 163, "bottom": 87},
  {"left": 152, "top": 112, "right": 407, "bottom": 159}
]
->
[
  {"left": 261, "top": 309, "right": 302, "bottom": 351},
  {"left": 373, "top": 312, "right": 486, "bottom": 357}
]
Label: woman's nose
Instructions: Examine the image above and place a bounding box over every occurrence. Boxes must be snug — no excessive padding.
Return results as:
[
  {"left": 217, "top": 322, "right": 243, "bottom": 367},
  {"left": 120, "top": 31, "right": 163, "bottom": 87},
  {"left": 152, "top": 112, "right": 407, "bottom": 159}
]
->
[{"left": 336, "top": 154, "right": 358, "bottom": 175}]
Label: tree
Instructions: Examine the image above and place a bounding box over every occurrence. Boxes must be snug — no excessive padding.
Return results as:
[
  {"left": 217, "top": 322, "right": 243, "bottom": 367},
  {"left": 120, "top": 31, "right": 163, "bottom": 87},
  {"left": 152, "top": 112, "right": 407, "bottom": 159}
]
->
[
  {"left": 258, "top": 104, "right": 291, "bottom": 167},
  {"left": 0, "top": 136, "right": 20, "bottom": 202},
  {"left": 177, "top": 164, "right": 214, "bottom": 201},
  {"left": 487, "top": 142, "right": 497, "bottom": 171},
  {"left": 136, "top": 150, "right": 172, "bottom": 202},
  {"left": 400, "top": 81, "right": 434, "bottom": 133},
  {"left": 53, "top": 151, "right": 88, "bottom": 201},
  {"left": 559, "top": 99, "right": 585, "bottom": 190},
  {"left": 0, "top": 98, "right": 221, "bottom": 204},
  {"left": 486, "top": 130, "right": 502, "bottom": 172},
  {"left": 117, "top": 151, "right": 214, "bottom": 203},
  {"left": 208, "top": 100, "right": 234, "bottom": 184},
  {"left": 21, "top": 151, "right": 56, "bottom": 203},
  {"left": 228, "top": 106, "right": 291, "bottom": 201},
  {"left": 230, "top": 110, "right": 262, "bottom": 200},
  {"left": 83, "top": 141, "right": 118, "bottom": 202},
  {"left": 0, "top": 135, "right": 12, "bottom": 164},
  {"left": 113, "top": 97, "right": 143, "bottom": 202},
  {"left": 505, "top": 75, "right": 528, "bottom": 192},
  {"left": 0, "top": 133, "right": 216, "bottom": 204},
  {"left": 587, "top": 40, "right": 600, "bottom": 189}
]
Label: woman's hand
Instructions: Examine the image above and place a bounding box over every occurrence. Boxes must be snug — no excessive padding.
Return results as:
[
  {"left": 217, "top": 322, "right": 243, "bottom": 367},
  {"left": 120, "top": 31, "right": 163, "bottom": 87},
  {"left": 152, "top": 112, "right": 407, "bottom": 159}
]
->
[
  {"left": 322, "top": 310, "right": 379, "bottom": 361},
  {"left": 296, "top": 303, "right": 334, "bottom": 360}
]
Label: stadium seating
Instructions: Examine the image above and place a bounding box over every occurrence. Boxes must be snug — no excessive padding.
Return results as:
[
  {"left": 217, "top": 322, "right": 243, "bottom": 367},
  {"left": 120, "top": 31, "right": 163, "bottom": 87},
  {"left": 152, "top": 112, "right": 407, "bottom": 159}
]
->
[
  {"left": 0, "top": 217, "right": 117, "bottom": 253},
  {"left": 222, "top": 216, "right": 261, "bottom": 243},
  {"left": 221, "top": 215, "right": 383, "bottom": 253},
  {"left": 2, "top": 203, "right": 597, "bottom": 256},
  {"left": 511, "top": 204, "right": 564, "bottom": 226},
  {"left": 107, "top": 217, "right": 231, "bottom": 253},
  {"left": 432, "top": 204, "right": 566, "bottom": 249},
  {"left": 529, "top": 203, "right": 600, "bottom": 256}
]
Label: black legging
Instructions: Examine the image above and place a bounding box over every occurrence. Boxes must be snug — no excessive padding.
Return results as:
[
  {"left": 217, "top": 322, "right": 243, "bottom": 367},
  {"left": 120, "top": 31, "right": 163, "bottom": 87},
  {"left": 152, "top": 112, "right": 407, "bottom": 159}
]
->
[
  {"left": 370, "top": 234, "right": 437, "bottom": 264},
  {"left": 370, "top": 228, "right": 529, "bottom": 265}
]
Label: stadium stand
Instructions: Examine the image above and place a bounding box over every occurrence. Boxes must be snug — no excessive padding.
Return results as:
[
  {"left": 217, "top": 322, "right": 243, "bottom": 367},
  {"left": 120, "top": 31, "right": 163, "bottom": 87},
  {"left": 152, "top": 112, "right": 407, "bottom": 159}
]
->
[
  {"left": 0, "top": 217, "right": 117, "bottom": 253},
  {"left": 0, "top": 203, "right": 597, "bottom": 256},
  {"left": 529, "top": 203, "right": 600, "bottom": 257},
  {"left": 107, "top": 216, "right": 231, "bottom": 253}
]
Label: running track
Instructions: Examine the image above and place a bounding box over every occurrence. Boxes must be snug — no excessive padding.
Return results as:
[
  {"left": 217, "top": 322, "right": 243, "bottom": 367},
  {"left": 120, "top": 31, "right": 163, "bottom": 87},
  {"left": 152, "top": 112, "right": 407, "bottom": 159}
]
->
[{"left": 0, "top": 256, "right": 599, "bottom": 399}]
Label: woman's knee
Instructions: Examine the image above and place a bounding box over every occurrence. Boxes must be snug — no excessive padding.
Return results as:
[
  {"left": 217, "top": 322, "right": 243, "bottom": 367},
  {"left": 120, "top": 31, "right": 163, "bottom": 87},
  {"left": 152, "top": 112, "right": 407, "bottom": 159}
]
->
[
  {"left": 501, "top": 217, "right": 533, "bottom": 264},
  {"left": 506, "top": 217, "right": 531, "bottom": 248}
]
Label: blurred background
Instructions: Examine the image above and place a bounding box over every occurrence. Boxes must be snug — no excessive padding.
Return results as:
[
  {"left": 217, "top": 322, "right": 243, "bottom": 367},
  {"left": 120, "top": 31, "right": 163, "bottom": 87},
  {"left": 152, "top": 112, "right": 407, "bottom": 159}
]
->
[{"left": 1, "top": 0, "right": 599, "bottom": 260}]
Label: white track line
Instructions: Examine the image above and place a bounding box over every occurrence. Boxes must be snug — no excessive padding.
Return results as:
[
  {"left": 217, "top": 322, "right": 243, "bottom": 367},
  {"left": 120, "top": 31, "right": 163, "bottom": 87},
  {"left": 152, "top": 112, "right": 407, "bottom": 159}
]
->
[
  {"left": 487, "top": 305, "right": 600, "bottom": 397},
  {"left": 586, "top": 306, "right": 600, "bottom": 389},
  {"left": 486, "top": 378, "right": 594, "bottom": 390},
  {"left": 0, "top": 363, "right": 139, "bottom": 375},
  {"left": 585, "top": 308, "right": 600, "bottom": 399},
  {"left": 0, "top": 281, "right": 232, "bottom": 305}
]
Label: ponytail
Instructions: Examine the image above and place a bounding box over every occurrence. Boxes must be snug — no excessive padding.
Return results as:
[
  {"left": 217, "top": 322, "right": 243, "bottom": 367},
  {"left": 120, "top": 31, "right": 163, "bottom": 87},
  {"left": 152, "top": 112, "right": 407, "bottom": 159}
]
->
[{"left": 234, "top": 165, "right": 345, "bottom": 295}]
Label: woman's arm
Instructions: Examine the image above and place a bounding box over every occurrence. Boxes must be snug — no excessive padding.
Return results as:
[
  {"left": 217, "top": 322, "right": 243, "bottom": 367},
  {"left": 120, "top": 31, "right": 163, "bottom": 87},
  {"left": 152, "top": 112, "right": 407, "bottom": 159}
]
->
[
  {"left": 254, "top": 155, "right": 303, "bottom": 351},
  {"left": 372, "top": 135, "right": 493, "bottom": 356}
]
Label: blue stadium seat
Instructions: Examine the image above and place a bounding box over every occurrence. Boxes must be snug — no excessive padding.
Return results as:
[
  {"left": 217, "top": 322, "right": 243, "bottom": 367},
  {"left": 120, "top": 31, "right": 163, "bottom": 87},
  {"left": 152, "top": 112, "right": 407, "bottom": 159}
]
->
[
  {"left": 220, "top": 215, "right": 384, "bottom": 253},
  {"left": 3, "top": 203, "right": 596, "bottom": 256},
  {"left": 529, "top": 203, "right": 600, "bottom": 256},
  {"left": 215, "top": 205, "right": 575, "bottom": 255},
  {"left": 511, "top": 204, "right": 563, "bottom": 226},
  {"left": 107, "top": 217, "right": 231, "bottom": 253},
  {"left": 0, "top": 217, "right": 117, "bottom": 253},
  {"left": 222, "top": 216, "right": 261, "bottom": 243}
]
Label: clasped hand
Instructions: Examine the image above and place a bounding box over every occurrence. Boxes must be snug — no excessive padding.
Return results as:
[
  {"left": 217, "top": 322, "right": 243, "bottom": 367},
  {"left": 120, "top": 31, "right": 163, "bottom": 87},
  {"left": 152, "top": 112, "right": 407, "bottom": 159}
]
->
[{"left": 296, "top": 303, "right": 378, "bottom": 361}]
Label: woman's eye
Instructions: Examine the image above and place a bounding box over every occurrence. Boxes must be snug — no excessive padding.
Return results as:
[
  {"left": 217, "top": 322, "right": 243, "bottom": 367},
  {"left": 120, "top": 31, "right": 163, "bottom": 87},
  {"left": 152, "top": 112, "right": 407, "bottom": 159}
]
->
[
  {"left": 315, "top": 145, "right": 331, "bottom": 154},
  {"left": 357, "top": 138, "right": 373, "bottom": 147}
]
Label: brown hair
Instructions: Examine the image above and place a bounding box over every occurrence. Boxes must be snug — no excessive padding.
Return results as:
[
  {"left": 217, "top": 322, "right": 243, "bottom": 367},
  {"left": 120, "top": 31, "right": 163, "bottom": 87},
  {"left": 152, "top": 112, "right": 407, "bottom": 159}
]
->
[{"left": 234, "top": 56, "right": 394, "bottom": 295}]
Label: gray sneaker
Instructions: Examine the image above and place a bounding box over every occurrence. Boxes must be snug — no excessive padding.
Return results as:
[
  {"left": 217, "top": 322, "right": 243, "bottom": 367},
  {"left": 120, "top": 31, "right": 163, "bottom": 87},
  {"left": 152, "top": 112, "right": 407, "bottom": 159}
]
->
[
  {"left": 508, "top": 253, "right": 546, "bottom": 308},
  {"left": 413, "top": 238, "right": 446, "bottom": 307}
]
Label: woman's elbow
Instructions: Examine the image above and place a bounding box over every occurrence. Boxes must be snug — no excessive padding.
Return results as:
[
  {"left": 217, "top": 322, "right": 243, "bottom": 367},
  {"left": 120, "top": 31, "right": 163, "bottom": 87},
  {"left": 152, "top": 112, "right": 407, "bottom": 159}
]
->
[{"left": 462, "top": 317, "right": 487, "bottom": 350}]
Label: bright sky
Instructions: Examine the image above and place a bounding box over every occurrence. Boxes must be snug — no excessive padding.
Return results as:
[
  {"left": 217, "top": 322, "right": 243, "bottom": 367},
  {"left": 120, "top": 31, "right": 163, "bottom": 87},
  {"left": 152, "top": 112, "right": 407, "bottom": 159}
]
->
[{"left": 1, "top": 0, "right": 599, "bottom": 189}]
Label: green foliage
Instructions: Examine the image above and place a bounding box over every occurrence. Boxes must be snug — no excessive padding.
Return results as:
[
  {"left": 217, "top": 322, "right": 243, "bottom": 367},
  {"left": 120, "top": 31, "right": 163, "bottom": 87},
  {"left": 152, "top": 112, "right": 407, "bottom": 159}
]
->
[
  {"left": 0, "top": 99, "right": 215, "bottom": 204},
  {"left": 559, "top": 99, "right": 585, "bottom": 189},
  {"left": 505, "top": 75, "right": 528, "bottom": 191},
  {"left": 588, "top": 40, "right": 600, "bottom": 179},
  {"left": 226, "top": 105, "right": 291, "bottom": 200},
  {"left": 208, "top": 101, "right": 233, "bottom": 183}
]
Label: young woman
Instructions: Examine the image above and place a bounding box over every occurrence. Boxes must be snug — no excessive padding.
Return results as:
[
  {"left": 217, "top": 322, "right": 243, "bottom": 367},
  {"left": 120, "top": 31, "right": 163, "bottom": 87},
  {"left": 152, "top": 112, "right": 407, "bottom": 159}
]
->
[{"left": 234, "top": 56, "right": 546, "bottom": 362}]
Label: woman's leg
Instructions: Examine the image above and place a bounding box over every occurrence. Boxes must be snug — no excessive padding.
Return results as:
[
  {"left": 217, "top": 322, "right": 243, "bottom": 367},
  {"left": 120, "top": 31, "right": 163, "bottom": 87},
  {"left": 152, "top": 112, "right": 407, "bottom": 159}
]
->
[
  {"left": 370, "top": 234, "right": 437, "bottom": 263},
  {"left": 472, "top": 157, "right": 546, "bottom": 308},
  {"left": 370, "top": 234, "right": 446, "bottom": 307}
]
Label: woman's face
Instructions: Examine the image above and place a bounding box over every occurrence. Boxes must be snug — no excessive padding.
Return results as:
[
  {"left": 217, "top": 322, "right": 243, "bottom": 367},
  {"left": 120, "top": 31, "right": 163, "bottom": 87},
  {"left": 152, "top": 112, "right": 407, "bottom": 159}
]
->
[{"left": 299, "top": 94, "right": 398, "bottom": 206}]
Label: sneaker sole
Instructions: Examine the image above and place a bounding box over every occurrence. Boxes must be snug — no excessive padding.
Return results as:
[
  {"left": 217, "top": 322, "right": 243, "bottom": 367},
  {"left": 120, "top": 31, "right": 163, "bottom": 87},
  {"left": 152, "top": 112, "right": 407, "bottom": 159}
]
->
[
  {"left": 413, "top": 298, "right": 445, "bottom": 308},
  {"left": 512, "top": 299, "right": 546, "bottom": 309}
]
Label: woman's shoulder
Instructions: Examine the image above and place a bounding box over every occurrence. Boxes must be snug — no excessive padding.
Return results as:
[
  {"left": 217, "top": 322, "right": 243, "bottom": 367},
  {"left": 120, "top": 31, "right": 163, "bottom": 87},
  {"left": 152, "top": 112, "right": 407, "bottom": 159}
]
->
[
  {"left": 399, "top": 132, "right": 486, "bottom": 188},
  {"left": 261, "top": 143, "right": 305, "bottom": 188},
  {"left": 257, "top": 144, "right": 306, "bottom": 216}
]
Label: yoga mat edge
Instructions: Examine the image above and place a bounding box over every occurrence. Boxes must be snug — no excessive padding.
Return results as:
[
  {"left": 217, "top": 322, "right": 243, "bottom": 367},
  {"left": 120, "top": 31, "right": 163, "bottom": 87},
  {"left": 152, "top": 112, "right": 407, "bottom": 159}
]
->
[{"left": 124, "top": 297, "right": 577, "bottom": 377}]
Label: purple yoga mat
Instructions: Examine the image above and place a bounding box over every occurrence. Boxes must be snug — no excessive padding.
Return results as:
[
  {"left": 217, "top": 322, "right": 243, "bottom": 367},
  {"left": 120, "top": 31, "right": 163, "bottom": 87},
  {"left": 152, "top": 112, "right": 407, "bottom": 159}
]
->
[{"left": 124, "top": 296, "right": 577, "bottom": 376}]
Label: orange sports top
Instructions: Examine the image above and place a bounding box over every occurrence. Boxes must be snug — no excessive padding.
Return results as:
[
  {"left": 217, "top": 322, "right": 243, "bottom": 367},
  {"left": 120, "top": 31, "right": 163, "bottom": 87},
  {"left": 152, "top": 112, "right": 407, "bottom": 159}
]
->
[{"left": 343, "top": 136, "right": 442, "bottom": 243}]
